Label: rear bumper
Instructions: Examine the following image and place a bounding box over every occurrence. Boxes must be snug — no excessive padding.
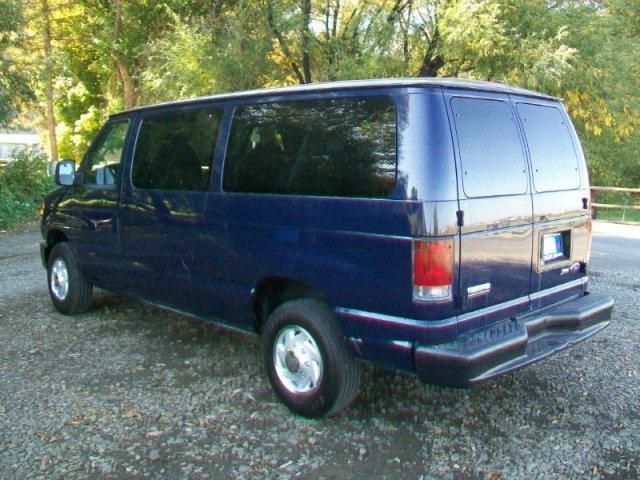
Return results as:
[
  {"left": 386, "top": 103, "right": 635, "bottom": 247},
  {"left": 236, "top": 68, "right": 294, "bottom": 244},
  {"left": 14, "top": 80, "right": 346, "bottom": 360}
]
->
[{"left": 414, "top": 293, "right": 613, "bottom": 386}]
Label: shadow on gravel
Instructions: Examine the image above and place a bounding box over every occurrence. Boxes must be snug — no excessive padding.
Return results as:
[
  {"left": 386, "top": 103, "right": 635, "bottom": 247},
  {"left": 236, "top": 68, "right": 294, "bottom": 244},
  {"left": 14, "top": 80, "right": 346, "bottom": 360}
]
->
[{"left": 84, "top": 290, "right": 589, "bottom": 425}]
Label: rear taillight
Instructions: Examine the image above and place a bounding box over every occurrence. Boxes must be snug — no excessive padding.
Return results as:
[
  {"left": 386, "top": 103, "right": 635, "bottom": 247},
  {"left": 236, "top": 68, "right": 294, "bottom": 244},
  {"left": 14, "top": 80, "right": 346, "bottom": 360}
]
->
[{"left": 413, "top": 238, "right": 454, "bottom": 302}]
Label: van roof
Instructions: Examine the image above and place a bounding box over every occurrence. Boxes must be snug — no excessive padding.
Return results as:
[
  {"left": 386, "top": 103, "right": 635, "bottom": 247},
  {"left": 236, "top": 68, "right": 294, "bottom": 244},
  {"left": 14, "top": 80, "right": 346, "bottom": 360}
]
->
[{"left": 118, "top": 77, "right": 559, "bottom": 116}]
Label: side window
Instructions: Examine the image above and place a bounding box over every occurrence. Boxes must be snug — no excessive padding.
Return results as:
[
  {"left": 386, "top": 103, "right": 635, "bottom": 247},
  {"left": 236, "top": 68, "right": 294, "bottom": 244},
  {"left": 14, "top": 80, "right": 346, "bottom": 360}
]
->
[
  {"left": 83, "top": 121, "right": 130, "bottom": 186},
  {"left": 451, "top": 97, "right": 528, "bottom": 198},
  {"left": 222, "top": 96, "right": 396, "bottom": 197},
  {"left": 516, "top": 103, "right": 580, "bottom": 192},
  {"left": 132, "top": 107, "right": 223, "bottom": 191}
]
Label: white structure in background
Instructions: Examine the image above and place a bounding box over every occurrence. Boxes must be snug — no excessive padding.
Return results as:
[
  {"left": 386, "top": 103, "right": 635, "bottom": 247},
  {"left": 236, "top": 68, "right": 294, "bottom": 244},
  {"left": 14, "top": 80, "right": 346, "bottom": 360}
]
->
[{"left": 0, "top": 132, "right": 41, "bottom": 163}]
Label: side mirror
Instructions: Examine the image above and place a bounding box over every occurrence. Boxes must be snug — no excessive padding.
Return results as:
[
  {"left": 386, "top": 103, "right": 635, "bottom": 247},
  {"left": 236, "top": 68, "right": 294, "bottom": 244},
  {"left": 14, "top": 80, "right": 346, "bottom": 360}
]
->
[{"left": 55, "top": 159, "right": 76, "bottom": 186}]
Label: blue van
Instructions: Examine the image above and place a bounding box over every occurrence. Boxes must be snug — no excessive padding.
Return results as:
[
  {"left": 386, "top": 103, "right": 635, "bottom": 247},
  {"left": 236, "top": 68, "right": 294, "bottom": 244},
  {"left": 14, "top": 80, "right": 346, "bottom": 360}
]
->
[{"left": 41, "top": 79, "right": 613, "bottom": 417}]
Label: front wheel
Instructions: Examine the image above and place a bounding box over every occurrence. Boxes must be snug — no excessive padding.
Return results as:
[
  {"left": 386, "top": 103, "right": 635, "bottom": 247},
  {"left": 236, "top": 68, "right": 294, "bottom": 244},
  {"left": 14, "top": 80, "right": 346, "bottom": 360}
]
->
[
  {"left": 47, "top": 242, "right": 93, "bottom": 315},
  {"left": 262, "top": 298, "right": 361, "bottom": 418}
]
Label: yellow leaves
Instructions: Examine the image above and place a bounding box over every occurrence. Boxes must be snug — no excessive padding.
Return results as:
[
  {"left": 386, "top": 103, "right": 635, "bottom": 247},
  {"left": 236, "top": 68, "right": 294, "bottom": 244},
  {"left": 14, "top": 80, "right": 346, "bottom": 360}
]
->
[
  {"left": 267, "top": 44, "right": 289, "bottom": 71},
  {"left": 566, "top": 91, "right": 581, "bottom": 106},
  {"left": 615, "top": 112, "right": 638, "bottom": 139},
  {"left": 566, "top": 90, "right": 590, "bottom": 107},
  {"left": 565, "top": 88, "right": 638, "bottom": 143},
  {"left": 565, "top": 91, "right": 605, "bottom": 136},
  {"left": 265, "top": 47, "right": 299, "bottom": 87}
]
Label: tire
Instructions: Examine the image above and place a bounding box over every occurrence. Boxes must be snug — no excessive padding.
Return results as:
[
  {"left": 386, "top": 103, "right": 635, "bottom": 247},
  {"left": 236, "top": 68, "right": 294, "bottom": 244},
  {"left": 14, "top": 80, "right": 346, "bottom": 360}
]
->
[
  {"left": 47, "top": 242, "right": 93, "bottom": 315},
  {"left": 262, "top": 298, "right": 361, "bottom": 418}
]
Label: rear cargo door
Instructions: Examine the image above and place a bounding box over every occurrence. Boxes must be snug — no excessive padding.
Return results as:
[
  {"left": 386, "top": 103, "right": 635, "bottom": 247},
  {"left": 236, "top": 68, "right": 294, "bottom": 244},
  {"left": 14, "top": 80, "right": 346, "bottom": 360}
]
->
[
  {"left": 514, "top": 100, "right": 590, "bottom": 307},
  {"left": 446, "top": 91, "right": 533, "bottom": 318}
]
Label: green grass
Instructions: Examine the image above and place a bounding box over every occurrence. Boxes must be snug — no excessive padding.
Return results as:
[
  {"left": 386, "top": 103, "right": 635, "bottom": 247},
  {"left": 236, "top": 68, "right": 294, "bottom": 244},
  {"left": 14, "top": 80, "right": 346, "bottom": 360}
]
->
[{"left": 594, "top": 208, "right": 640, "bottom": 224}]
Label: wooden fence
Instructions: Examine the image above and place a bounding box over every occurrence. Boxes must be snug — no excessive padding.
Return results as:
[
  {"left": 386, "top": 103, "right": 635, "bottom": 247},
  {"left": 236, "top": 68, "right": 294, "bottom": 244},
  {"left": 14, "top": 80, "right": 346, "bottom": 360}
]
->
[{"left": 590, "top": 186, "right": 640, "bottom": 221}]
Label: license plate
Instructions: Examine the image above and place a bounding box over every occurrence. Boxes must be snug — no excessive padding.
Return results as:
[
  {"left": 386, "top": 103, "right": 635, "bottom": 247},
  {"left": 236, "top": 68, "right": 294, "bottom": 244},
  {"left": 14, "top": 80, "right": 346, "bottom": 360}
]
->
[{"left": 541, "top": 233, "right": 564, "bottom": 261}]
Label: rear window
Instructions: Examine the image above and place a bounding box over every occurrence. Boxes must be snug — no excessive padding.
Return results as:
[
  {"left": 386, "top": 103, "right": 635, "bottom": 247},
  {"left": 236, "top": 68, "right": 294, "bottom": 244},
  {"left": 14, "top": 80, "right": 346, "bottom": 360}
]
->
[
  {"left": 132, "top": 107, "right": 223, "bottom": 191},
  {"left": 451, "top": 97, "right": 528, "bottom": 198},
  {"left": 516, "top": 103, "right": 580, "bottom": 192},
  {"left": 222, "top": 96, "right": 396, "bottom": 197}
]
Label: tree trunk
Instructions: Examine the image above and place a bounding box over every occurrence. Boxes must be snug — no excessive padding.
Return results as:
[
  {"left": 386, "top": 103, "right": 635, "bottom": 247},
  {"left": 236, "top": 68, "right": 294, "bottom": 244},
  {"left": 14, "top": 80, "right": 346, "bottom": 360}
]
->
[
  {"left": 266, "top": 0, "right": 305, "bottom": 84},
  {"left": 417, "top": 28, "right": 444, "bottom": 78},
  {"left": 40, "top": 0, "right": 58, "bottom": 163},
  {"left": 418, "top": 53, "right": 444, "bottom": 77},
  {"left": 112, "top": 0, "right": 137, "bottom": 109},
  {"left": 301, "top": 0, "right": 313, "bottom": 83},
  {"left": 115, "top": 59, "right": 137, "bottom": 109}
]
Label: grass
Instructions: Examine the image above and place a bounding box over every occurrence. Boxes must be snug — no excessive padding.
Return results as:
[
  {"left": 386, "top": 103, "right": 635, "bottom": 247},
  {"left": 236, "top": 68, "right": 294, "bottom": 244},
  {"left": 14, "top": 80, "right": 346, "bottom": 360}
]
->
[{"left": 594, "top": 207, "right": 640, "bottom": 224}]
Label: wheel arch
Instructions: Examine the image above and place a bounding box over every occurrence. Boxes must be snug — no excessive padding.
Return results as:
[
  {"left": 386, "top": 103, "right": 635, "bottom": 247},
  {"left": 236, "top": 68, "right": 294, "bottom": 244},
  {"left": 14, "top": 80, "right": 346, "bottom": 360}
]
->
[
  {"left": 43, "top": 228, "right": 69, "bottom": 264},
  {"left": 252, "top": 276, "right": 329, "bottom": 333}
]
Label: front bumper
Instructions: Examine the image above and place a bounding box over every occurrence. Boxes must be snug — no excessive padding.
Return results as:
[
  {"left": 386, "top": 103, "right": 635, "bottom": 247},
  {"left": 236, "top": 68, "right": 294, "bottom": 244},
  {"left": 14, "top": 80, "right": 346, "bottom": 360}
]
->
[{"left": 414, "top": 293, "right": 613, "bottom": 386}]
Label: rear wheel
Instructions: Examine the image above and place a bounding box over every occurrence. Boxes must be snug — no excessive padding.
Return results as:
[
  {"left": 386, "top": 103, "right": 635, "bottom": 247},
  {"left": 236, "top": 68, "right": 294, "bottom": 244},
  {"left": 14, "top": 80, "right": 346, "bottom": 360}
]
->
[
  {"left": 262, "top": 298, "right": 361, "bottom": 418},
  {"left": 47, "top": 242, "right": 92, "bottom": 315}
]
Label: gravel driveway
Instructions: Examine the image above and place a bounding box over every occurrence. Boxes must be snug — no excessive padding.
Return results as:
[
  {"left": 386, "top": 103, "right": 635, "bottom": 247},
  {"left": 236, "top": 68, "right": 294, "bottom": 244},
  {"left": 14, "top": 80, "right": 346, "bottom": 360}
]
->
[{"left": 0, "top": 222, "right": 638, "bottom": 479}]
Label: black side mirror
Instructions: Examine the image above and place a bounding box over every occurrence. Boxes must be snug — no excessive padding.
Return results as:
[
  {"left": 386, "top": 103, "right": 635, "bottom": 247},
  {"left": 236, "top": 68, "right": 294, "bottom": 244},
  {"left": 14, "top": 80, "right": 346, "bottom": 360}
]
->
[{"left": 55, "top": 159, "right": 76, "bottom": 186}]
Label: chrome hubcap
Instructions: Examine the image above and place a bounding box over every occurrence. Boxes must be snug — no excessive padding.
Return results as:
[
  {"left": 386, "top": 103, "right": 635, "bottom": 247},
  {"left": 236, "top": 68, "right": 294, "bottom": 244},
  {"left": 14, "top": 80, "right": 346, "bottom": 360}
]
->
[
  {"left": 50, "top": 258, "right": 69, "bottom": 301},
  {"left": 273, "top": 325, "right": 323, "bottom": 394}
]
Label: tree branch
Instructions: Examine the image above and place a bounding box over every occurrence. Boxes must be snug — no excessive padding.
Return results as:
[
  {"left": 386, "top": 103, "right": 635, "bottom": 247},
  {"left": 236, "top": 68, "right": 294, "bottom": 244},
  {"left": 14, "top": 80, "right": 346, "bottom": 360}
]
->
[
  {"left": 266, "top": 0, "right": 305, "bottom": 84},
  {"left": 417, "top": 26, "right": 444, "bottom": 77}
]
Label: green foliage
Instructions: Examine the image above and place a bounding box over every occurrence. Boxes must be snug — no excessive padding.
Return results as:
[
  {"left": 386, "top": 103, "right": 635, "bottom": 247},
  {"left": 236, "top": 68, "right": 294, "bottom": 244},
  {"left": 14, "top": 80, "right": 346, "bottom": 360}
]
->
[
  {"left": 0, "top": 147, "right": 54, "bottom": 229},
  {"left": 6, "top": 0, "right": 640, "bottom": 198},
  {"left": 57, "top": 105, "right": 106, "bottom": 160},
  {"left": 439, "top": 0, "right": 577, "bottom": 88},
  {"left": 0, "top": 0, "right": 33, "bottom": 125},
  {"left": 140, "top": 19, "right": 216, "bottom": 102}
]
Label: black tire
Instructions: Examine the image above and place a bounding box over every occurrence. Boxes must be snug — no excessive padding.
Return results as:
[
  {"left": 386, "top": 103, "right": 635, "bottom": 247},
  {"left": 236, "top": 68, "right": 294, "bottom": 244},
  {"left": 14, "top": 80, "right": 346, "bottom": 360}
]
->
[
  {"left": 262, "top": 298, "right": 361, "bottom": 418},
  {"left": 47, "top": 242, "right": 92, "bottom": 315}
]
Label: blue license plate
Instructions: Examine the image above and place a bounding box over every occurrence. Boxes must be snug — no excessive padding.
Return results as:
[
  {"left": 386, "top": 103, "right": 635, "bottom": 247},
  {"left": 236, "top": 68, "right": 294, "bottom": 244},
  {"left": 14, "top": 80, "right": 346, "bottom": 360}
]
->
[{"left": 541, "top": 233, "right": 564, "bottom": 261}]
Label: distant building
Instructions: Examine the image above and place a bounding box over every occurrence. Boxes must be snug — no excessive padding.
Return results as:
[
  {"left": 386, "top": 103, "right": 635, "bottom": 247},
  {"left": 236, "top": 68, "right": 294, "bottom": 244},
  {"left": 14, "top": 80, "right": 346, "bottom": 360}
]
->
[{"left": 0, "top": 132, "right": 41, "bottom": 162}]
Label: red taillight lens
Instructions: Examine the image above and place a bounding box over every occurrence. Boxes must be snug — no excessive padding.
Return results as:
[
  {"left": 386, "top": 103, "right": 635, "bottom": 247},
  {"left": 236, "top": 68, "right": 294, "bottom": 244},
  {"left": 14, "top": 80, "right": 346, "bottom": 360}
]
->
[{"left": 413, "top": 238, "right": 453, "bottom": 301}]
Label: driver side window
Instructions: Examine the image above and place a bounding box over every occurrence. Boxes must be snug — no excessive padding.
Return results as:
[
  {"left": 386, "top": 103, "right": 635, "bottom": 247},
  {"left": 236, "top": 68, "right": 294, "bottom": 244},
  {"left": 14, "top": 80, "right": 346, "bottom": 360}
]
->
[{"left": 83, "top": 120, "right": 130, "bottom": 186}]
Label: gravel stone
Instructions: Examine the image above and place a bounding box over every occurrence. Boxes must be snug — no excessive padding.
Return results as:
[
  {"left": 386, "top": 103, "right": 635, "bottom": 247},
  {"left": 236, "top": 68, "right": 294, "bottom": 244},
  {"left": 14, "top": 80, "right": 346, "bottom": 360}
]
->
[{"left": 0, "top": 222, "right": 638, "bottom": 479}]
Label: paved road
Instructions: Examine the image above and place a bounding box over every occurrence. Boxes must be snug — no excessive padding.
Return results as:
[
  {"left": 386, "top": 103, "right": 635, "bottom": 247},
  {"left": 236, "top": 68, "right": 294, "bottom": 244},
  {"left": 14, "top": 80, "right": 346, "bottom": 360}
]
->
[
  {"left": 0, "top": 222, "right": 638, "bottom": 479},
  {"left": 592, "top": 222, "right": 640, "bottom": 274}
]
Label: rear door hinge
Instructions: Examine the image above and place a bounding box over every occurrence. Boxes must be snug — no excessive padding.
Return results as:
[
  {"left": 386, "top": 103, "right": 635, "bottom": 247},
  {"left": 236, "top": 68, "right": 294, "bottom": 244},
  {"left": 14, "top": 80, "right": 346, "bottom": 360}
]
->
[{"left": 456, "top": 210, "right": 464, "bottom": 227}]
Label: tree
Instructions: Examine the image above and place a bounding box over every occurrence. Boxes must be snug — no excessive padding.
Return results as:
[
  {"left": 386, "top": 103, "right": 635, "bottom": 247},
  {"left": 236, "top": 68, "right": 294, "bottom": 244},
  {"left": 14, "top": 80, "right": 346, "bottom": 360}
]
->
[
  {"left": 0, "top": 0, "right": 32, "bottom": 126},
  {"left": 7, "top": 0, "right": 637, "bottom": 185},
  {"left": 40, "top": 0, "right": 59, "bottom": 162},
  {"left": 112, "top": 0, "right": 137, "bottom": 109}
]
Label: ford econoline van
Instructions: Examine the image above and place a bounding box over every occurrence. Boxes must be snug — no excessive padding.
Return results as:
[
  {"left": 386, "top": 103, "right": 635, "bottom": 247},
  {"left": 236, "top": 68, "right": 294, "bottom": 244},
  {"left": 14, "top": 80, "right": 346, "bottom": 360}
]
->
[{"left": 41, "top": 78, "right": 613, "bottom": 417}]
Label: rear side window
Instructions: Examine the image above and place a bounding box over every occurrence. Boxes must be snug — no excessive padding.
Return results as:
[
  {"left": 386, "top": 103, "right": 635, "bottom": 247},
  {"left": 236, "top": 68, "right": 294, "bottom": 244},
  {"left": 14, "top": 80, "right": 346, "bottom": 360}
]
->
[
  {"left": 516, "top": 103, "right": 580, "bottom": 192},
  {"left": 451, "top": 97, "right": 528, "bottom": 198},
  {"left": 132, "top": 107, "right": 223, "bottom": 191},
  {"left": 222, "top": 96, "right": 396, "bottom": 197}
]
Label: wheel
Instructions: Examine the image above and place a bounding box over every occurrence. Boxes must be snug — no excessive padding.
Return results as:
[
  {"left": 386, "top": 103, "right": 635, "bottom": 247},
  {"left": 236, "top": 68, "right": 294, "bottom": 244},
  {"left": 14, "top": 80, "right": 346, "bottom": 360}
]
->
[
  {"left": 262, "top": 298, "right": 361, "bottom": 418},
  {"left": 47, "top": 242, "right": 93, "bottom": 315}
]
